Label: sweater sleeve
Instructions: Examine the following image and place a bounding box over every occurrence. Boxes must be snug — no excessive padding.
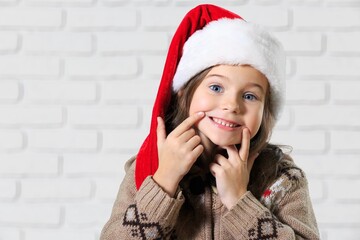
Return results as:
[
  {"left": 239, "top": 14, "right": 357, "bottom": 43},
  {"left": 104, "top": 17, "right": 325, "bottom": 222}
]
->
[
  {"left": 100, "top": 157, "right": 185, "bottom": 240},
  {"left": 221, "top": 167, "right": 320, "bottom": 240}
]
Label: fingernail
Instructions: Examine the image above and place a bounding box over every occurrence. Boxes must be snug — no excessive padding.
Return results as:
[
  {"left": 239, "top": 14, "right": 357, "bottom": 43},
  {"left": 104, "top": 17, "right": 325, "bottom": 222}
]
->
[{"left": 197, "top": 112, "right": 204, "bottom": 116}]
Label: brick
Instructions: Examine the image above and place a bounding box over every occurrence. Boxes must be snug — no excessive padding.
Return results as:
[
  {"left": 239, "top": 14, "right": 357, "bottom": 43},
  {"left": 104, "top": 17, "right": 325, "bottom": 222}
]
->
[
  {"left": 0, "top": 0, "right": 18, "bottom": 4},
  {"left": 0, "top": 8, "right": 62, "bottom": 28},
  {"left": 22, "top": 179, "right": 92, "bottom": 200},
  {"left": 294, "top": 154, "right": 360, "bottom": 176},
  {"left": 29, "top": 130, "right": 98, "bottom": 151},
  {"left": 102, "top": 0, "right": 128, "bottom": 4},
  {"left": 68, "top": 106, "right": 139, "bottom": 127},
  {"left": 67, "top": 8, "right": 136, "bottom": 29},
  {"left": 286, "top": 81, "right": 326, "bottom": 103},
  {"left": 274, "top": 108, "right": 292, "bottom": 129},
  {"left": 0, "top": 33, "right": 18, "bottom": 52},
  {"left": 274, "top": 32, "right": 322, "bottom": 54},
  {"left": 227, "top": 6, "right": 289, "bottom": 28},
  {"left": 0, "top": 229, "right": 20, "bottom": 240},
  {"left": 296, "top": 57, "right": 360, "bottom": 77},
  {"left": 66, "top": 203, "right": 111, "bottom": 226},
  {"left": 0, "top": 107, "right": 62, "bottom": 126},
  {"left": 63, "top": 153, "right": 128, "bottom": 176},
  {"left": 326, "top": 228, "right": 360, "bottom": 240},
  {"left": 24, "top": 32, "right": 92, "bottom": 54},
  {"left": 286, "top": 58, "right": 294, "bottom": 76},
  {"left": 326, "top": 0, "right": 360, "bottom": 3},
  {"left": 0, "top": 204, "right": 60, "bottom": 225},
  {"left": 176, "top": 0, "right": 247, "bottom": 6},
  {"left": 25, "top": 0, "right": 93, "bottom": 4},
  {"left": 294, "top": 7, "right": 360, "bottom": 28},
  {"left": 24, "top": 81, "right": 96, "bottom": 103},
  {"left": 26, "top": 230, "right": 95, "bottom": 240},
  {"left": 141, "top": 7, "right": 189, "bottom": 29},
  {"left": 332, "top": 131, "right": 360, "bottom": 152},
  {"left": 0, "top": 81, "right": 19, "bottom": 102},
  {"left": 97, "top": 32, "right": 168, "bottom": 53},
  {"left": 307, "top": 178, "right": 324, "bottom": 202},
  {"left": 141, "top": 104, "right": 152, "bottom": 130},
  {"left": 0, "top": 180, "right": 17, "bottom": 200},
  {"left": 102, "top": 80, "right": 158, "bottom": 103},
  {"left": 96, "top": 178, "right": 125, "bottom": 200},
  {"left": 294, "top": 106, "right": 360, "bottom": 127},
  {"left": 328, "top": 32, "right": 360, "bottom": 54},
  {"left": 281, "top": 0, "right": 321, "bottom": 2},
  {"left": 103, "top": 129, "right": 147, "bottom": 150},
  {"left": 0, "top": 154, "right": 58, "bottom": 176},
  {"left": 328, "top": 179, "right": 360, "bottom": 201},
  {"left": 141, "top": 55, "right": 166, "bottom": 77},
  {"left": 0, "top": 57, "right": 60, "bottom": 77},
  {"left": 314, "top": 202, "right": 360, "bottom": 224},
  {"left": 0, "top": 131, "right": 23, "bottom": 150},
  {"left": 332, "top": 81, "right": 360, "bottom": 102},
  {"left": 66, "top": 56, "right": 137, "bottom": 78},
  {"left": 253, "top": 0, "right": 281, "bottom": 3},
  {"left": 270, "top": 130, "right": 326, "bottom": 153}
]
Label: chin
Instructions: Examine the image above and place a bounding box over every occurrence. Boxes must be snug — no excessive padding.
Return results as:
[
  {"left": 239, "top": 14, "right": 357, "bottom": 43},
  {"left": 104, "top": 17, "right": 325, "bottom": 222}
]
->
[{"left": 208, "top": 136, "right": 242, "bottom": 147}]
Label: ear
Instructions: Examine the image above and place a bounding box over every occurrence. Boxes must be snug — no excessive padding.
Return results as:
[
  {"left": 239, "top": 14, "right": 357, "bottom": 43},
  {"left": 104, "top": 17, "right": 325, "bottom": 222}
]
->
[{"left": 177, "top": 89, "right": 184, "bottom": 97}]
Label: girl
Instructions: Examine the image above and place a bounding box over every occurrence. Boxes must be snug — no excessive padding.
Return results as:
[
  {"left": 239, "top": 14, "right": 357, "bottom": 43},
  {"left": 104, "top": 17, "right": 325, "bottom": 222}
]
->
[{"left": 101, "top": 4, "right": 319, "bottom": 240}]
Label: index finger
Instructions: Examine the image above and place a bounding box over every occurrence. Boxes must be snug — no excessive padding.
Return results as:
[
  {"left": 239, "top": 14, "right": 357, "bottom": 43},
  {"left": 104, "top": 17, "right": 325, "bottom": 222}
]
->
[
  {"left": 239, "top": 128, "right": 250, "bottom": 162},
  {"left": 171, "top": 112, "right": 205, "bottom": 137}
]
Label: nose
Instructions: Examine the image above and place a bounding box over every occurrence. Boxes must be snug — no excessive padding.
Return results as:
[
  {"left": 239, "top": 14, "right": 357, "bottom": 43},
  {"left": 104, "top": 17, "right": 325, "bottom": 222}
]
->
[{"left": 221, "top": 95, "right": 242, "bottom": 113}]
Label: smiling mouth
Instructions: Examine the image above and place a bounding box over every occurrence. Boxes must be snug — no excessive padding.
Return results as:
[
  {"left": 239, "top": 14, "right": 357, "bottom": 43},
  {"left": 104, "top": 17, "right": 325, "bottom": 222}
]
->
[{"left": 210, "top": 117, "right": 240, "bottom": 128}]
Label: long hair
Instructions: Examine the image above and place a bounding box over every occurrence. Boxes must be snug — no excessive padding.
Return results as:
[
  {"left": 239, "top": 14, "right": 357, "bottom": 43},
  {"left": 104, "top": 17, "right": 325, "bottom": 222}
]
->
[{"left": 165, "top": 66, "right": 291, "bottom": 199}]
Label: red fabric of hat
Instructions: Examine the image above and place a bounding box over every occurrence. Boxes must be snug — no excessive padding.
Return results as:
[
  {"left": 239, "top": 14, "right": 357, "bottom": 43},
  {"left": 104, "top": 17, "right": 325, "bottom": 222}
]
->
[{"left": 135, "top": 4, "right": 241, "bottom": 190}]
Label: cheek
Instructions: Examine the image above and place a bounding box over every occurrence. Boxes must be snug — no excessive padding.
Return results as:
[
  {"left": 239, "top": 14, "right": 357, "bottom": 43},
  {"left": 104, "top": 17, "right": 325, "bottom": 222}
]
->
[
  {"left": 189, "top": 95, "right": 211, "bottom": 115},
  {"left": 249, "top": 108, "right": 264, "bottom": 138}
]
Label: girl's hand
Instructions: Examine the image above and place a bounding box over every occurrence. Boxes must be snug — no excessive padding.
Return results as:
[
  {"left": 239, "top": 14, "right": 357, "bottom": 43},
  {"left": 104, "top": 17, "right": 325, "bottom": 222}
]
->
[
  {"left": 153, "top": 112, "right": 205, "bottom": 197},
  {"left": 210, "top": 128, "right": 259, "bottom": 210}
]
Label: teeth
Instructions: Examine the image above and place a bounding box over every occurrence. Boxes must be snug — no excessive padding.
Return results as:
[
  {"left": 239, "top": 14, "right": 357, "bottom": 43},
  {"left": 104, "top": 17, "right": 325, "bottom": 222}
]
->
[{"left": 212, "top": 117, "right": 238, "bottom": 128}]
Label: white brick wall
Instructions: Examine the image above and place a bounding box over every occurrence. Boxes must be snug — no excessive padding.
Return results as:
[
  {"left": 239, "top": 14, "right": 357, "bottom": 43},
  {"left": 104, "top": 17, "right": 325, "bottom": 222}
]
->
[{"left": 0, "top": 1, "right": 359, "bottom": 239}]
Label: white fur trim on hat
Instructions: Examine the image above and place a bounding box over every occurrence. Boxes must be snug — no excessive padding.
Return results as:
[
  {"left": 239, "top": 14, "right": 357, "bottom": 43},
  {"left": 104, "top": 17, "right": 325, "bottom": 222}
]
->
[{"left": 172, "top": 18, "right": 286, "bottom": 120}]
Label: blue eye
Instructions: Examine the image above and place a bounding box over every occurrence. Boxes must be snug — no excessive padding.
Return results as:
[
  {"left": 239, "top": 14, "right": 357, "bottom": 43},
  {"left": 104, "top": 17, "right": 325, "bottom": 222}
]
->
[
  {"left": 243, "top": 93, "right": 257, "bottom": 101},
  {"left": 209, "top": 85, "right": 223, "bottom": 93}
]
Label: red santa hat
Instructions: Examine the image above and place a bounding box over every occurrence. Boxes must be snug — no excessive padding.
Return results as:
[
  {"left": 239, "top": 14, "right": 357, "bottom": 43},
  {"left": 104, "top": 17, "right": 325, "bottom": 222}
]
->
[{"left": 135, "top": 4, "right": 285, "bottom": 190}]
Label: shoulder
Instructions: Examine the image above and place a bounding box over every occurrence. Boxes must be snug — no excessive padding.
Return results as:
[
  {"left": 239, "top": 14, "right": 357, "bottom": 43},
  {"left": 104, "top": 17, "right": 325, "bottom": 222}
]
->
[
  {"left": 260, "top": 158, "right": 307, "bottom": 210},
  {"left": 278, "top": 159, "right": 306, "bottom": 185},
  {"left": 124, "top": 155, "right": 136, "bottom": 172}
]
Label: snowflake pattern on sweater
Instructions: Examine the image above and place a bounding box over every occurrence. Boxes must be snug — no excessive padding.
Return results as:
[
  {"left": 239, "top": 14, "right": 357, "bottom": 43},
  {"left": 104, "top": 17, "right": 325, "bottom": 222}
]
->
[
  {"left": 116, "top": 161, "right": 317, "bottom": 240},
  {"left": 123, "top": 204, "right": 165, "bottom": 239},
  {"left": 248, "top": 212, "right": 284, "bottom": 240},
  {"left": 260, "top": 166, "right": 305, "bottom": 211}
]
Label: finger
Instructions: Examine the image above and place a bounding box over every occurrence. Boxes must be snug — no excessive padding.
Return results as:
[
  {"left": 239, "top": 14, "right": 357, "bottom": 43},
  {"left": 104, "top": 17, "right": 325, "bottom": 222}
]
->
[
  {"left": 185, "top": 134, "right": 202, "bottom": 150},
  {"left": 239, "top": 128, "right": 251, "bottom": 162},
  {"left": 156, "top": 116, "right": 166, "bottom": 147},
  {"left": 214, "top": 154, "right": 229, "bottom": 166},
  {"left": 209, "top": 162, "right": 222, "bottom": 177},
  {"left": 178, "top": 128, "right": 196, "bottom": 142},
  {"left": 191, "top": 144, "right": 204, "bottom": 161},
  {"left": 222, "top": 145, "right": 238, "bottom": 163},
  {"left": 171, "top": 112, "right": 205, "bottom": 137}
]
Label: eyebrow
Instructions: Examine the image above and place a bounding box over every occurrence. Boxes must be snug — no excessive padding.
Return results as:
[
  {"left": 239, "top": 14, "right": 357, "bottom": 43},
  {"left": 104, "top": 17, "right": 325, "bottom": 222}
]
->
[
  {"left": 247, "top": 82, "right": 266, "bottom": 94},
  {"left": 205, "top": 74, "right": 266, "bottom": 94}
]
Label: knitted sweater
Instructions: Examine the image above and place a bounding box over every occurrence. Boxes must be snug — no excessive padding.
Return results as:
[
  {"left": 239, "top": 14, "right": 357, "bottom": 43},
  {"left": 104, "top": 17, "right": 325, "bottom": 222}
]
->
[{"left": 101, "top": 156, "right": 319, "bottom": 240}]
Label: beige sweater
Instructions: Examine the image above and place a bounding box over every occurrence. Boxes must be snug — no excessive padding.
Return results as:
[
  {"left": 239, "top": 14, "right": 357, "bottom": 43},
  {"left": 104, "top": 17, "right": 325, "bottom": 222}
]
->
[{"left": 101, "top": 156, "right": 319, "bottom": 240}]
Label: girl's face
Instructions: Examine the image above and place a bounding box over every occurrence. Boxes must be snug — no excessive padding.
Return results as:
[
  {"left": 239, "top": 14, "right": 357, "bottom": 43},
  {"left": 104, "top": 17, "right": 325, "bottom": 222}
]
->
[{"left": 188, "top": 64, "right": 268, "bottom": 150}]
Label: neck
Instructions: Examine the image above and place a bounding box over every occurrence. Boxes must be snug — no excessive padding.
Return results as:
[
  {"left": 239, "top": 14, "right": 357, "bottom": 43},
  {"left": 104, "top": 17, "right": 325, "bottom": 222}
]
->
[{"left": 196, "top": 130, "right": 227, "bottom": 166}]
